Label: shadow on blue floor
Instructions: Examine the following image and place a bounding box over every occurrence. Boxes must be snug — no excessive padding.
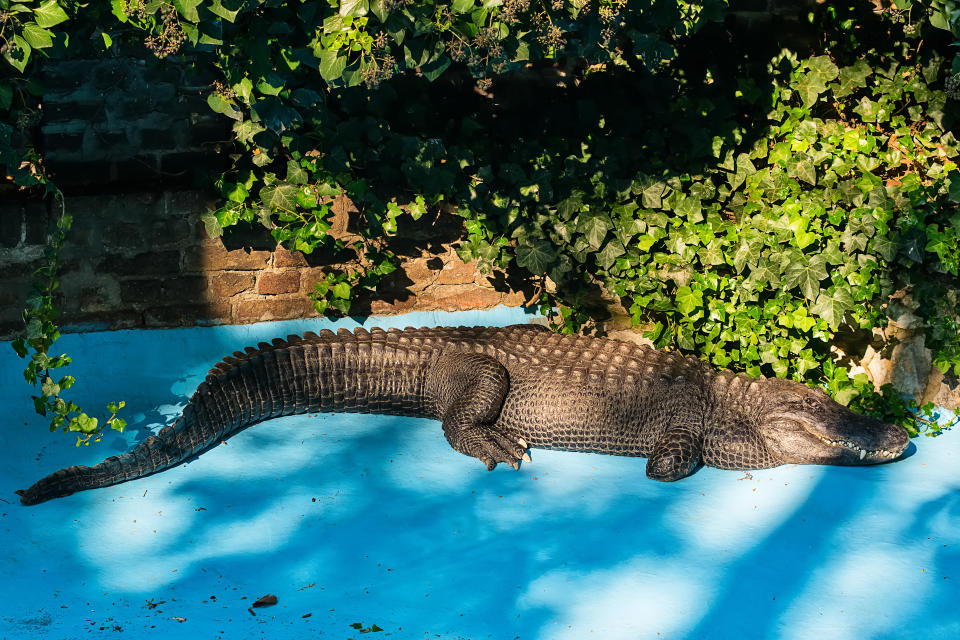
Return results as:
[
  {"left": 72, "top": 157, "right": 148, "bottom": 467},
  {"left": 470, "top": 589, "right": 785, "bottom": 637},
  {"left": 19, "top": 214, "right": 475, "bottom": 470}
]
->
[{"left": 1, "top": 307, "right": 957, "bottom": 639}]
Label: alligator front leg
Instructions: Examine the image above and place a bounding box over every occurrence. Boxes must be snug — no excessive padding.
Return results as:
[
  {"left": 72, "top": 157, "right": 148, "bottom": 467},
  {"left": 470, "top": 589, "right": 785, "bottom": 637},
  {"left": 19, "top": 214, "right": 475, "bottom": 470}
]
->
[
  {"left": 431, "top": 351, "right": 529, "bottom": 471},
  {"left": 645, "top": 424, "right": 703, "bottom": 482}
]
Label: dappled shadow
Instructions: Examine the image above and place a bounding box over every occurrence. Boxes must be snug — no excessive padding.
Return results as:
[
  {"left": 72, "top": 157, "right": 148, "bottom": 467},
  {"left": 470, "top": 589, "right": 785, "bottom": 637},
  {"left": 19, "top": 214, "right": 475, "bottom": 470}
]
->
[{"left": 2, "top": 315, "right": 959, "bottom": 637}]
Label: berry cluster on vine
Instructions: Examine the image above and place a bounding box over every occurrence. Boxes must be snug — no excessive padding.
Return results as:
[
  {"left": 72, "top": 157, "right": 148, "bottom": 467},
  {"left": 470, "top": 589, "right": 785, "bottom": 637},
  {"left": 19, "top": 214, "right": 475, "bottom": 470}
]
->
[
  {"left": 211, "top": 80, "right": 237, "bottom": 100},
  {"left": 144, "top": 7, "right": 186, "bottom": 59},
  {"left": 946, "top": 73, "right": 960, "bottom": 101},
  {"left": 362, "top": 55, "right": 397, "bottom": 89},
  {"left": 501, "top": 0, "right": 531, "bottom": 24},
  {"left": 120, "top": 0, "right": 149, "bottom": 22},
  {"left": 536, "top": 21, "right": 566, "bottom": 49}
]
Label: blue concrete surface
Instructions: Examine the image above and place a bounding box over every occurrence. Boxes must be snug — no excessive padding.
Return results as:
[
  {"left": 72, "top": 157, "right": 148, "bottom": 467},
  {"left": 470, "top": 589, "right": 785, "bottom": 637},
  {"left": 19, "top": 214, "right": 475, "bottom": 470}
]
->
[{"left": 1, "top": 305, "right": 957, "bottom": 639}]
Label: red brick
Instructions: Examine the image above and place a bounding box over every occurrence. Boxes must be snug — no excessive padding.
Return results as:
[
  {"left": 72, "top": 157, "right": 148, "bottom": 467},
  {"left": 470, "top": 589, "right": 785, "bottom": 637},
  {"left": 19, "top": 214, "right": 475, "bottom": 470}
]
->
[
  {"left": 23, "top": 202, "right": 51, "bottom": 245},
  {"left": 60, "top": 310, "right": 144, "bottom": 333},
  {"left": 209, "top": 272, "right": 255, "bottom": 297},
  {"left": 182, "top": 243, "right": 271, "bottom": 271},
  {"left": 0, "top": 278, "right": 30, "bottom": 308},
  {"left": 165, "top": 191, "right": 211, "bottom": 218},
  {"left": 436, "top": 259, "right": 478, "bottom": 285},
  {"left": 299, "top": 267, "right": 329, "bottom": 292},
  {"left": 501, "top": 289, "right": 530, "bottom": 307},
  {"left": 400, "top": 258, "right": 440, "bottom": 292},
  {"left": 0, "top": 320, "right": 23, "bottom": 340},
  {"left": 367, "top": 296, "right": 418, "bottom": 315},
  {"left": 0, "top": 206, "right": 23, "bottom": 248},
  {"left": 144, "top": 302, "right": 232, "bottom": 327},
  {"left": 273, "top": 244, "right": 309, "bottom": 268},
  {"left": 101, "top": 250, "right": 182, "bottom": 277},
  {"left": 257, "top": 271, "right": 301, "bottom": 295},
  {"left": 233, "top": 297, "right": 314, "bottom": 323},
  {"left": 79, "top": 285, "right": 120, "bottom": 313},
  {"left": 0, "top": 259, "right": 43, "bottom": 280},
  {"left": 416, "top": 285, "right": 502, "bottom": 311},
  {"left": 119, "top": 278, "right": 164, "bottom": 305},
  {"left": 119, "top": 275, "right": 206, "bottom": 305}
]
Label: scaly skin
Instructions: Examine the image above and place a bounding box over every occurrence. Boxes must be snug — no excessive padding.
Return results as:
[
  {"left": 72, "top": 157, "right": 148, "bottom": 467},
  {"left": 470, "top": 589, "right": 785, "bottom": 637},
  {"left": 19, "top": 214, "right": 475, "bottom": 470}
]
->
[{"left": 16, "top": 324, "right": 910, "bottom": 505}]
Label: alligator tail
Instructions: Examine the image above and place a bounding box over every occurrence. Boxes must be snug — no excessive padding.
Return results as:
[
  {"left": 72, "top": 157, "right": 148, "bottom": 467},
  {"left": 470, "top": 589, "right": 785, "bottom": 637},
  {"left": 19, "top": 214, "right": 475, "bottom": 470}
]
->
[
  {"left": 16, "top": 382, "right": 230, "bottom": 506},
  {"left": 17, "top": 328, "right": 427, "bottom": 506}
]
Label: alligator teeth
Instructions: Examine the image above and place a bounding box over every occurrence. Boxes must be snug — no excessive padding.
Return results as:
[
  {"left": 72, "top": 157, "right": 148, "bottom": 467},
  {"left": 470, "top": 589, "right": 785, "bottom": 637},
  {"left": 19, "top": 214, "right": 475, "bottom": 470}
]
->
[{"left": 810, "top": 432, "right": 900, "bottom": 459}]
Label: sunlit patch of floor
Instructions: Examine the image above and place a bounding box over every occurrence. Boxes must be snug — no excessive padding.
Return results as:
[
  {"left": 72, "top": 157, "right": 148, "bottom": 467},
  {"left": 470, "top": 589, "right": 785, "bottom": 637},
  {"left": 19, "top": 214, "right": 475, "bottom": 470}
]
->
[
  {"left": 518, "top": 557, "right": 713, "bottom": 638},
  {"left": 1, "top": 306, "right": 957, "bottom": 639}
]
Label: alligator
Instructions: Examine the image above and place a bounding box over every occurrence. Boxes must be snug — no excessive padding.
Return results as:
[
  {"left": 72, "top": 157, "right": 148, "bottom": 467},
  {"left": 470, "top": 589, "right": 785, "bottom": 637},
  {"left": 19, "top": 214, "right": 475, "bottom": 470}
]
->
[{"left": 16, "top": 324, "right": 910, "bottom": 505}]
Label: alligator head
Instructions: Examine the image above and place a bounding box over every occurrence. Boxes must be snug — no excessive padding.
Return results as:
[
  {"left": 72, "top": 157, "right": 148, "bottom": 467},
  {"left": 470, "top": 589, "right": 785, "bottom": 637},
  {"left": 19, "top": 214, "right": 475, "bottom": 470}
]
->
[{"left": 757, "top": 378, "right": 910, "bottom": 466}]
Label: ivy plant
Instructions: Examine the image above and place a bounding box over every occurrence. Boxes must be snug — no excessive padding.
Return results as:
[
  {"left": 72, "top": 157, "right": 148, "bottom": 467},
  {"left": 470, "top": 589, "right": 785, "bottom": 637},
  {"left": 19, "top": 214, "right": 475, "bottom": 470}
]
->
[
  {"left": 10, "top": 200, "right": 127, "bottom": 445},
  {"left": 4, "top": 0, "right": 960, "bottom": 442}
]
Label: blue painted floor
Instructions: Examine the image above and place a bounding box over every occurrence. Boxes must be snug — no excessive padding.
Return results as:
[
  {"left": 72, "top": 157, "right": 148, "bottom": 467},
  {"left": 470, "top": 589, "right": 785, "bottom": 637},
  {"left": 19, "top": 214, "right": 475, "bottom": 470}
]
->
[{"left": 1, "top": 306, "right": 957, "bottom": 639}]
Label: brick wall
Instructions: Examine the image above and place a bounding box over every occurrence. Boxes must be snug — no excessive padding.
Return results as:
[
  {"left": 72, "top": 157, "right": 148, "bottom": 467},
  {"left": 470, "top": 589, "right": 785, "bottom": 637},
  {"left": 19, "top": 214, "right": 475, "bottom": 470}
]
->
[
  {"left": 37, "top": 57, "right": 230, "bottom": 191},
  {"left": 0, "top": 190, "right": 529, "bottom": 341}
]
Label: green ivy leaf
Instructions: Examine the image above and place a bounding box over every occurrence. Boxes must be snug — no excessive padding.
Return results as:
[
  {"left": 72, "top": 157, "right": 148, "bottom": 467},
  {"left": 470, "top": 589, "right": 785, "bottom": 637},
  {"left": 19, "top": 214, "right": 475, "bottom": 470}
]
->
[
  {"left": 782, "top": 254, "right": 828, "bottom": 300},
  {"left": 642, "top": 182, "right": 667, "bottom": 208},
  {"left": 811, "top": 286, "right": 854, "bottom": 329},
  {"left": 946, "top": 170, "right": 960, "bottom": 203},
  {"left": 234, "top": 120, "right": 266, "bottom": 144},
  {"left": 207, "top": 93, "right": 242, "bottom": 120},
  {"left": 516, "top": 240, "right": 557, "bottom": 274},
  {"left": 674, "top": 196, "right": 702, "bottom": 222},
  {"left": 674, "top": 285, "right": 703, "bottom": 316},
  {"left": 408, "top": 195, "right": 427, "bottom": 220},
  {"left": 21, "top": 23, "right": 54, "bottom": 49},
  {"left": 173, "top": 0, "right": 203, "bottom": 22},
  {"left": 260, "top": 183, "right": 298, "bottom": 212},
  {"left": 596, "top": 238, "right": 625, "bottom": 270},
  {"left": 732, "top": 238, "right": 761, "bottom": 273},
  {"left": 786, "top": 213, "right": 817, "bottom": 248},
  {"left": 256, "top": 73, "right": 286, "bottom": 96},
  {"left": 340, "top": 0, "right": 369, "bottom": 17},
  {"left": 786, "top": 155, "right": 816, "bottom": 185},
  {"left": 807, "top": 54, "right": 840, "bottom": 84},
  {"left": 370, "top": 0, "right": 391, "bottom": 21},
  {"left": 4, "top": 36, "right": 31, "bottom": 73},
  {"left": 421, "top": 55, "right": 451, "bottom": 82},
  {"left": 33, "top": 0, "right": 69, "bottom": 28},
  {"left": 577, "top": 215, "right": 612, "bottom": 250},
  {"left": 318, "top": 49, "right": 347, "bottom": 81},
  {"left": 836, "top": 60, "right": 872, "bottom": 97},
  {"left": 209, "top": 0, "right": 242, "bottom": 22},
  {"left": 769, "top": 142, "right": 791, "bottom": 167},
  {"left": 868, "top": 234, "right": 897, "bottom": 261},
  {"left": 286, "top": 160, "right": 308, "bottom": 185}
]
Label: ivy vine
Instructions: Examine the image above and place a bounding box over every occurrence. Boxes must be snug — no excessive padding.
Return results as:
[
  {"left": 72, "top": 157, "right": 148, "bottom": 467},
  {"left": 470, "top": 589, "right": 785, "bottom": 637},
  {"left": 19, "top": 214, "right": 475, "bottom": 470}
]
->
[{"left": 4, "top": 0, "right": 960, "bottom": 441}]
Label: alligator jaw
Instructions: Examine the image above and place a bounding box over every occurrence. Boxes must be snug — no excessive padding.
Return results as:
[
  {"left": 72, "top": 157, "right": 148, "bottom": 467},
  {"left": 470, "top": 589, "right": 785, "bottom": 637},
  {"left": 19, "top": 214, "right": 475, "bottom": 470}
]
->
[{"left": 807, "top": 429, "right": 905, "bottom": 463}]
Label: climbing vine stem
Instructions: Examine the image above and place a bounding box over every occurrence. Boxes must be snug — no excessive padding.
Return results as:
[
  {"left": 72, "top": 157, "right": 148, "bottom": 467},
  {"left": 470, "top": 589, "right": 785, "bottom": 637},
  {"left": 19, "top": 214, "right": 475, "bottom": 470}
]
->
[{"left": 11, "top": 192, "right": 126, "bottom": 446}]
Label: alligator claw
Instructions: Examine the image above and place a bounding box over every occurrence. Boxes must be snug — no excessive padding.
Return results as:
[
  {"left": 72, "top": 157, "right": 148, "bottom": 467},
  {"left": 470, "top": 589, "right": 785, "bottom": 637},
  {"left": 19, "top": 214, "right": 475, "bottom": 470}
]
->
[
  {"left": 522, "top": 452, "right": 532, "bottom": 463},
  {"left": 517, "top": 437, "right": 528, "bottom": 448},
  {"left": 451, "top": 424, "right": 528, "bottom": 472}
]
